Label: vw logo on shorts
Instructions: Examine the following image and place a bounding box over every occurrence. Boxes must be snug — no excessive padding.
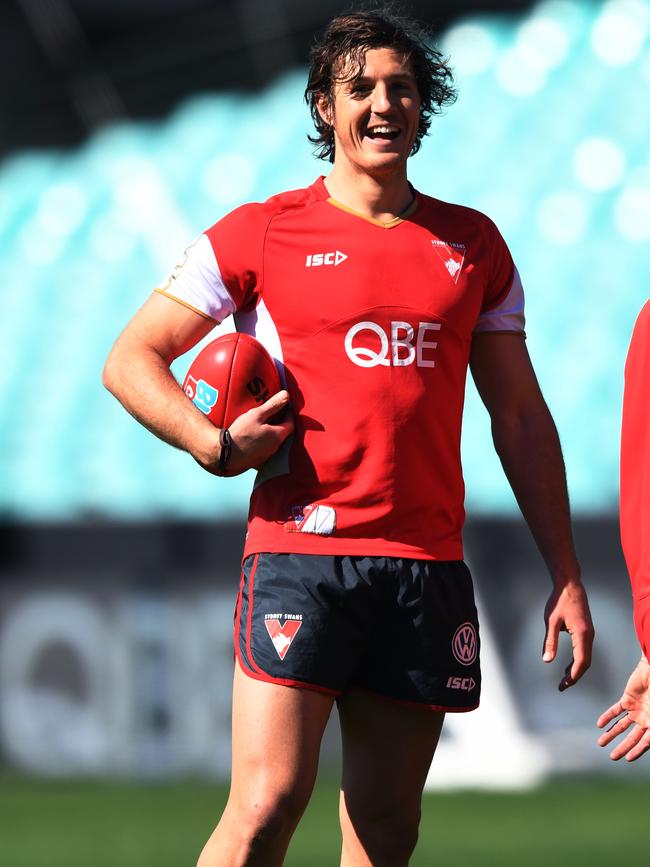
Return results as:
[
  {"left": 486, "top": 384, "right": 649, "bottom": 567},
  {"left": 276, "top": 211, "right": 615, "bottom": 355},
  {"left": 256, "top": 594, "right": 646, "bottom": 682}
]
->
[{"left": 452, "top": 622, "right": 478, "bottom": 666}]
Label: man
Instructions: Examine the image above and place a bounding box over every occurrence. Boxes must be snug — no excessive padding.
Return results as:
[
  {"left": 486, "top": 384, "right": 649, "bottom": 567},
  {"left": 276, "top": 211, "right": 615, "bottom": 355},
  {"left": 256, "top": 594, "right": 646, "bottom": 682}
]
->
[
  {"left": 104, "top": 11, "right": 594, "bottom": 867},
  {"left": 597, "top": 300, "right": 650, "bottom": 762}
]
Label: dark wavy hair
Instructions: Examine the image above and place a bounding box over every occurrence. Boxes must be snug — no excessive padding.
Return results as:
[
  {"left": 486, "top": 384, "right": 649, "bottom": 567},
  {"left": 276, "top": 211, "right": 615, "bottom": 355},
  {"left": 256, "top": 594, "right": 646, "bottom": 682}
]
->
[{"left": 305, "top": 8, "right": 456, "bottom": 162}]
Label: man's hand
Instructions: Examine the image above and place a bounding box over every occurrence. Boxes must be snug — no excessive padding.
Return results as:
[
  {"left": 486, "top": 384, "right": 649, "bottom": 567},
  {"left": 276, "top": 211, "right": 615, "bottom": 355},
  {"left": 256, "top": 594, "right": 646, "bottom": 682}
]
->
[
  {"left": 597, "top": 656, "right": 650, "bottom": 761},
  {"left": 197, "top": 390, "right": 294, "bottom": 476},
  {"left": 542, "top": 580, "right": 594, "bottom": 691}
]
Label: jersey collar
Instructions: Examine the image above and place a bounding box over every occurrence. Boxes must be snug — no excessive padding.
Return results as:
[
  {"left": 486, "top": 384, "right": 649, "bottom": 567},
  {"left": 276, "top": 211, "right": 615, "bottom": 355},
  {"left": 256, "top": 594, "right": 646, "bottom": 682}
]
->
[{"left": 312, "top": 176, "right": 419, "bottom": 229}]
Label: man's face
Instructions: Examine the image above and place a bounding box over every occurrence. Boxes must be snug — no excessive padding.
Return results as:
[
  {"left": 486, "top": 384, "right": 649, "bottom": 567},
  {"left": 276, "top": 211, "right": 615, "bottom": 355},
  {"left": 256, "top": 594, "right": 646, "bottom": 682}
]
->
[{"left": 319, "top": 47, "right": 421, "bottom": 177}]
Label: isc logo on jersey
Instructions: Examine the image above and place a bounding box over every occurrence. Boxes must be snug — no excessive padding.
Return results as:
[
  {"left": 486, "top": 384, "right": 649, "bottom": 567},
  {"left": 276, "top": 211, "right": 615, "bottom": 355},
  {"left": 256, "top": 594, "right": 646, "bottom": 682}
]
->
[
  {"left": 345, "top": 321, "right": 442, "bottom": 369},
  {"left": 306, "top": 251, "right": 348, "bottom": 267}
]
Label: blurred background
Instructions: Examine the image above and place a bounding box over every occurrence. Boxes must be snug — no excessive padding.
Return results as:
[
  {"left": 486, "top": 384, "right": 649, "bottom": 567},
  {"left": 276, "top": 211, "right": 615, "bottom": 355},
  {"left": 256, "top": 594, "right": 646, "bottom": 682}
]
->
[{"left": 1, "top": 0, "right": 650, "bottom": 864}]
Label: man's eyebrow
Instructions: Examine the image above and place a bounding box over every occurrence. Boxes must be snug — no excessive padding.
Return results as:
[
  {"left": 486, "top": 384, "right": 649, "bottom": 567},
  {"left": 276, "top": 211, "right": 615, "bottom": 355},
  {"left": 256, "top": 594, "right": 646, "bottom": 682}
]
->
[{"left": 345, "top": 72, "right": 416, "bottom": 85}]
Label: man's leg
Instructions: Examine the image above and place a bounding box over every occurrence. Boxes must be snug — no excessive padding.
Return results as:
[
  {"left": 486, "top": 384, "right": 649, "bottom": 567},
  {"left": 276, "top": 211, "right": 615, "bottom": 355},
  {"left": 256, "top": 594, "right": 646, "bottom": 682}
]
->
[
  {"left": 337, "top": 691, "right": 445, "bottom": 867},
  {"left": 197, "top": 660, "right": 335, "bottom": 867}
]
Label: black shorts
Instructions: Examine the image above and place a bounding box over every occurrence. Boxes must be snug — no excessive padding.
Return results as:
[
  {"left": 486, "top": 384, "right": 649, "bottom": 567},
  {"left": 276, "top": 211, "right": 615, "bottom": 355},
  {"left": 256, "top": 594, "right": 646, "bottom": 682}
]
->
[{"left": 234, "top": 553, "right": 480, "bottom": 711}]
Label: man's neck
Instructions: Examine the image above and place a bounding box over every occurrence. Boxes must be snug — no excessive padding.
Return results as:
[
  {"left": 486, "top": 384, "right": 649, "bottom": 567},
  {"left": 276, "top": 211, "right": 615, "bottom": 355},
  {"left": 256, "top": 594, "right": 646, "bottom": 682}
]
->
[{"left": 323, "top": 164, "right": 414, "bottom": 223}]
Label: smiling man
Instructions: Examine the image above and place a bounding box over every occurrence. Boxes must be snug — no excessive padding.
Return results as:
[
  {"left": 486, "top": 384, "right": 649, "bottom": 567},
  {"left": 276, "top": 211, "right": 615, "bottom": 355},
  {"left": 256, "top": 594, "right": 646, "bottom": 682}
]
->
[{"left": 104, "top": 10, "right": 594, "bottom": 867}]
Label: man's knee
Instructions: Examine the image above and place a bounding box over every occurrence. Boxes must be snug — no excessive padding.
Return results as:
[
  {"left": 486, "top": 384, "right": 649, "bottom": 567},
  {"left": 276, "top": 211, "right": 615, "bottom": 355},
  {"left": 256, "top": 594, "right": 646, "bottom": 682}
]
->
[
  {"left": 342, "top": 798, "right": 421, "bottom": 864},
  {"left": 231, "top": 785, "right": 311, "bottom": 853},
  {"left": 195, "top": 785, "right": 311, "bottom": 867}
]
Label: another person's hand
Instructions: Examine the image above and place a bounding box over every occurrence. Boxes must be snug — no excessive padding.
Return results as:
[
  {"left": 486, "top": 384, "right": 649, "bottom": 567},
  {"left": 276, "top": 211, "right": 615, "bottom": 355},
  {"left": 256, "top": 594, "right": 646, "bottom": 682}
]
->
[
  {"left": 597, "top": 656, "right": 650, "bottom": 761},
  {"left": 197, "top": 390, "right": 294, "bottom": 476},
  {"left": 542, "top": 580, "right": 594, "bottom": 691}
]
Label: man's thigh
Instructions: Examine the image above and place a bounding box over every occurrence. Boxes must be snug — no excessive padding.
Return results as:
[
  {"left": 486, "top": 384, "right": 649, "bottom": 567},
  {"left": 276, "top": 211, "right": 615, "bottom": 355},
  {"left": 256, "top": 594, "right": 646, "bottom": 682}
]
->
[
  {"left": 338, "top": 690, "right": 444, "bottom": 810},
  {"left": 230, "top": 659, "right": 335, "bottom": 805},
  {"left": 338, "top": 690, "right": 445, "bottom": 866},
  {"left": 196, "top": 664, "right": 334, "bottom": 867}
]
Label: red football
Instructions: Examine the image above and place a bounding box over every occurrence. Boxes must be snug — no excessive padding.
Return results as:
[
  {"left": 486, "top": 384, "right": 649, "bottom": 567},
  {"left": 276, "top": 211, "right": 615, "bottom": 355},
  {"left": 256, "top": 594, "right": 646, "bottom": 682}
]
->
[{"left": 182, "top": 332, "right": 281, "bottom": 429}]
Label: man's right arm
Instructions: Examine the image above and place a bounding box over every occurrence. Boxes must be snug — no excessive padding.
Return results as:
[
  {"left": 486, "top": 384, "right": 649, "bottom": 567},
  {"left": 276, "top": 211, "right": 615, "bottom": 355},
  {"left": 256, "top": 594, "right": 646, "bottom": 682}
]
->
[{"left": 103, "top": 292, "right": 293, "bottom": 475}]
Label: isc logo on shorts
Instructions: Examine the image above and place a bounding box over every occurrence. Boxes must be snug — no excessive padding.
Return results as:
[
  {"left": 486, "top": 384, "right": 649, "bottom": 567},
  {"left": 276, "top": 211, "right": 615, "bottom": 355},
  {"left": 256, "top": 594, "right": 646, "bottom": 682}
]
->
[
  {"left": 344, "top": 320, "right": 441, "bottom": 369},
  {"left": 446, "top": 676, "right": 476, "bottom": 692}
]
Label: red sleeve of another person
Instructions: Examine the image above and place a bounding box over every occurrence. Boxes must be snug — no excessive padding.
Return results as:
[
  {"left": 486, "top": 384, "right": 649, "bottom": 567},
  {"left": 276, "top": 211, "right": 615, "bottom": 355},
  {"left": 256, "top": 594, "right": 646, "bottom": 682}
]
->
[{"left": 620, "top": 299, "right": 650, "bottom": 658}]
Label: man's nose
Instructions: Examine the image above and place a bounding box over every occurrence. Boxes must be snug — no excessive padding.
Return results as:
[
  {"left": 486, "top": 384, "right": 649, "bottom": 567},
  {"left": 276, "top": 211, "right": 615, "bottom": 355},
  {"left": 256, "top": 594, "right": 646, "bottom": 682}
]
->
[{"left": 370, "top": 82, "right": 391, "bottom": 113}]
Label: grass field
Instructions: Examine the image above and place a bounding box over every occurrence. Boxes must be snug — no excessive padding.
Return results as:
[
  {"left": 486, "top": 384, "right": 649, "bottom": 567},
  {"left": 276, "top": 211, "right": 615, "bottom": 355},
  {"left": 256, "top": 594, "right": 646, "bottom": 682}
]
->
[{"left": 1, "top": 775, "right": 648, "bottom": 866}]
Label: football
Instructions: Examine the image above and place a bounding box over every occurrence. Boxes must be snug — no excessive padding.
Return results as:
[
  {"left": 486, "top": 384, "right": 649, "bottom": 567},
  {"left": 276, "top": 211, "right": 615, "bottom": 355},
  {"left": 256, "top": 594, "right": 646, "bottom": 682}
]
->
[{"left": 182, "top": 332, "right": 281, "bottom": 428}]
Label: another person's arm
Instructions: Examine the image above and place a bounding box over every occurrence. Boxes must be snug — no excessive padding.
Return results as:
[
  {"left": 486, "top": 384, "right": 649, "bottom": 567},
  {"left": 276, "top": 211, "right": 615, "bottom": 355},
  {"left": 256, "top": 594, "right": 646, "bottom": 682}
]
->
[
  {"left": 596, "top": 301, "right": 650, "bottom": 760},
  {"left": 470, "top": 333, "right": 594, "bottom": 690},
  {"left": 103, "top": 292, "right": 293, "bottom": 476}
]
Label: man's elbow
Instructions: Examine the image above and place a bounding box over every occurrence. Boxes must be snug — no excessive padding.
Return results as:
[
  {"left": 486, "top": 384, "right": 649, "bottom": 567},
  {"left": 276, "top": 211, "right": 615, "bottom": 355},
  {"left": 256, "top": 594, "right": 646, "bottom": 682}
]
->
[
  {"left": 103, "top": 341, "right": 126, "bottom": 397},
  {"left": 491, "top": 400, "right": 557, "bottom": 450}
]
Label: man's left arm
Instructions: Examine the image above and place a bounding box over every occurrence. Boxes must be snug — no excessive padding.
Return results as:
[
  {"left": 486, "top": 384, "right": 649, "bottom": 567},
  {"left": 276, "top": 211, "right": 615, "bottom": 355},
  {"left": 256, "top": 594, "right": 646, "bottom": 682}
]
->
[{"left": 470, "top": 333, "right": 595, "bottom": 690}]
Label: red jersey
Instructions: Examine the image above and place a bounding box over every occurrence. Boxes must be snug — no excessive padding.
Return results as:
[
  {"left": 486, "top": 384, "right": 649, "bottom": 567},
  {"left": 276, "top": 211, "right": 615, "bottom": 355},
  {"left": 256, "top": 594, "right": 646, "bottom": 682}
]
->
[
  {"left": 620, "top": 300, "right": 650, "bottom": 657},
  {"left": 157, "top": 177, "right": 525, "bottom": 561}
]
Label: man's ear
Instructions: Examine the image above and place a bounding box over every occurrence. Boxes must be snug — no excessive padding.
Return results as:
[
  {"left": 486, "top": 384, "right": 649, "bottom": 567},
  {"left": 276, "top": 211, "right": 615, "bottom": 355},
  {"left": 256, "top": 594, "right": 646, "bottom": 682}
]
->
[{"left": 316, "top": 93, "right": 333, "bottom": 126}]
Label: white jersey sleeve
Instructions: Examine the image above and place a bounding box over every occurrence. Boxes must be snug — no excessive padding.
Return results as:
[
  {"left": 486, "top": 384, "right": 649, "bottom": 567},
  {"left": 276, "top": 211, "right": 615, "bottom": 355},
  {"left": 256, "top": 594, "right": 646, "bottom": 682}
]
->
[
  {"left": 154, "top": 234, "right": 236, "bottom": 323},
  {"left": 473, "top": 266, "right": 525, "bottom": 334}
]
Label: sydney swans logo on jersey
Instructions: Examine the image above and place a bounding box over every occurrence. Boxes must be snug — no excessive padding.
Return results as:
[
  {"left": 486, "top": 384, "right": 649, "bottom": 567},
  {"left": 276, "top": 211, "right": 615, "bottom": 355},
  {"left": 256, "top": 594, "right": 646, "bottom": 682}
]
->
[
  {"left": 431, "top": 239, "right": 466, "bottom": 283},
  {"left": 264, "top": 614, "right": 303, "bottom": 660},
  {"left": 306, "top": 250, "right": 348, "bottom": 268},
  {"left": 345, "top": 320, "right": 442, "bottom": 368},
  {"left": 184, "top": 376, "right": 218, "bottom": 415},
  {"left": 452, "top": 622, "right": 478, "bottom": 666},
  {"left": 285, "top": 504, "right": 336, "bottom": 535}
]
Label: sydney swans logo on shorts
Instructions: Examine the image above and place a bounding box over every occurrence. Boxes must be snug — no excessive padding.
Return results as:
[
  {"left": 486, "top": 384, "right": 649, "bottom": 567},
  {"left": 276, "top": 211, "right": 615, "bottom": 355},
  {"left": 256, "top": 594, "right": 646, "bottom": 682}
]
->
[
  {"left": 264, "top": 614, "right": 303, "bottom": 660},
  {"left": 431, "top": 239, "right": 466, "bottom": 283},
  {"left": 284, "top": 504, "right": 336, "bottom": 535},
  {"left": 452, "top": 622, "right": 478, "bottom": 666}
]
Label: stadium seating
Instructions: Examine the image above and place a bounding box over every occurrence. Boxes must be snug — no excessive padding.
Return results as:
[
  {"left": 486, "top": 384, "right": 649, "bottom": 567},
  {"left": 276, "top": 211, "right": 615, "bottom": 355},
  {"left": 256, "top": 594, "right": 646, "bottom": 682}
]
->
[{"left": 1, "top": 0, "right": 649, "bottom": 518}]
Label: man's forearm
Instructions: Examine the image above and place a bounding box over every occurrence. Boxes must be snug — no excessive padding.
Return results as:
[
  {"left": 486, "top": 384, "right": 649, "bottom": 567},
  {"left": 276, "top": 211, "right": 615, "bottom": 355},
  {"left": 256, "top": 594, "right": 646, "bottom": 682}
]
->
[
  {"left": 103, "top": 333, "right": 220, "bottom": 467},
  {"left": 492, "top": 400, "right": 580, "bottom": 586}
]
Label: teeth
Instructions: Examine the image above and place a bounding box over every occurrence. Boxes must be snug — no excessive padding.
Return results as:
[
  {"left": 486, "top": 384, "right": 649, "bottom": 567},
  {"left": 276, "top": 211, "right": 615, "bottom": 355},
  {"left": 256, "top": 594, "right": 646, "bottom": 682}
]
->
[{"left": 369, "top": 126, "right": 398, "bottom": 134}]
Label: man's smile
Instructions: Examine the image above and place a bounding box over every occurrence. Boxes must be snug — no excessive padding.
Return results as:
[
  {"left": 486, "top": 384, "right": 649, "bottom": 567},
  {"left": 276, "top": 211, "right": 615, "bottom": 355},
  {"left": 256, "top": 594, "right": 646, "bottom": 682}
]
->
[{"left": 364, "top": 123, "right": 402, "bottom": 144}]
